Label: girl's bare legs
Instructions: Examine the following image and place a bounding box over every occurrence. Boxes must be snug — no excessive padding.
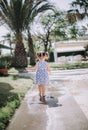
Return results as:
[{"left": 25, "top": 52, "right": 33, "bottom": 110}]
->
[
  {"left": 38, "top": 85, "right": 42, "bottom": 96},
  {"left": 42, "top": 85, "right": 46, "bottom": 102},
  {"left": 38, "top": 85, "right": 42, "bottom": 101},
  {"left": 41, "top": 85, "right": 46, "bottom": 96},
  {"left": 38, "top": 85, "right": 46, "bottom": 96},
  {"left": 38, "top": 85, "right": 46, "bottom": 102}
]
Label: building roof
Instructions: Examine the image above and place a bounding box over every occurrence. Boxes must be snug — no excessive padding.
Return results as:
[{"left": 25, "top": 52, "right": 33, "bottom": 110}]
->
[
  {"left": 54, "top": 40, "right": 88, "bottom": 53},
  {"left": 55, "top": 46, "right": 85, "bottom": 53},
  {"left": 0, "top": 44, "right": 13, "bottom": 50}
]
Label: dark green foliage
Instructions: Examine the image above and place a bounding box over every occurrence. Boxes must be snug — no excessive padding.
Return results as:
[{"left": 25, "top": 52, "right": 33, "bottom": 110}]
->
[
  {"left": 0, "top": 93, "right": 20, "bottom": 108},
  {"left": 0, "top": 99, "right": 20, "bottom": 130},
  {"left": 67, "top": 0, "right": 88, "bottom": 24},
  {"left": 0, "top": 55, "right": 13, "bottom": 69},
  {"left": 0, "top": 82, "right": 24, "bottom": 130}
]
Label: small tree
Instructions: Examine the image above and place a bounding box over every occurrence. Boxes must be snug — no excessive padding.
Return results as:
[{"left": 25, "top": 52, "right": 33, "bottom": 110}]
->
[{"left": 36, "top": 10, "right": 65, "bottom": 52}]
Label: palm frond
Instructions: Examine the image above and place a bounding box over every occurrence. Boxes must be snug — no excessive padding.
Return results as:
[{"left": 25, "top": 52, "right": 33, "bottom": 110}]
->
[
  {"left": 0, "top": 0, "right": 29, "bottom": 33},
  {"left": 30, "top": 2, "right": 54, "bottom": 22},
  {"left": 22, "top": 0, "right": 54, "bottom": 30},
  {"left": 67, "top": 0, "right": 88, "bottom": 23},
  {"left": 71, "top": 0, "right": 88, "bottom": 14},
  {"left": 0, "top": 0, "right": 54, "bottom": 33}
]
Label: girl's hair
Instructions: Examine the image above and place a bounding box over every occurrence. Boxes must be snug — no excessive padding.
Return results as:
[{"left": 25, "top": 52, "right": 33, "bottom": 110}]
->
[
  {"left": 37, "top": 51, "right": 46, "bottom": 57},
  {"left": 45, "top": 52, "right": 49, "bottom": 56}
]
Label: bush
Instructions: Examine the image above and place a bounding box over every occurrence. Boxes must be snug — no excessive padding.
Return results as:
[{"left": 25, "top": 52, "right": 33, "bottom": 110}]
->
[
  {"left": 0, "top": 93, "right": 21, "bottom": 108},
  {"left": 0, "top": 55, "right": 14, "bottom": 69},
  {"left": 0, "top": 93, "right": 21, "bottom": 130},
  {"left": 50, "top": 62, "right": 88, "bottom": 70},
  {"left": 0, "top": 108, "right": 10, "bottom": 125},
  {"left": 0, "top": 122, "right": 5, "bottom": 130}
]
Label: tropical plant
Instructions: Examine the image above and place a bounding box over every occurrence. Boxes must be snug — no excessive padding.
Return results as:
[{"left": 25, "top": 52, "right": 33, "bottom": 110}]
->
[
  {"left": 67, "top": 0, "right": 88, "bottom": 24},
  {"left": 71, "top": 0, "right": 88, "bottom": 14},
  {"left": 0, "top": 0, "right": 29, "bottom": 68}
]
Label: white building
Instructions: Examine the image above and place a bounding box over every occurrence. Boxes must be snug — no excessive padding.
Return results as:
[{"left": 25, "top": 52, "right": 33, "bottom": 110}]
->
[{"left": 54, "top": 40, "right": 88, "bottom": 64}]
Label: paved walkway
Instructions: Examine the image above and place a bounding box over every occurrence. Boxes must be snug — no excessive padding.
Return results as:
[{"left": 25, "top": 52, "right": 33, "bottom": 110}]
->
[{"left": 7, "top": 69, "right": 88, "bottom": 130}]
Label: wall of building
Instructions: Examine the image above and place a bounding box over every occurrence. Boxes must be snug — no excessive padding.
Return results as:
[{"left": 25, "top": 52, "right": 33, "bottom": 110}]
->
[{"left": 54, "top": 40, "right": 88, "bottom": 63}]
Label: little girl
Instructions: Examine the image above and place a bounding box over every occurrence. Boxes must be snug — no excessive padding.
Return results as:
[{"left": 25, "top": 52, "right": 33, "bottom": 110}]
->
[{"left": 26, "top": 51, "right": 51, "bottom": 102}]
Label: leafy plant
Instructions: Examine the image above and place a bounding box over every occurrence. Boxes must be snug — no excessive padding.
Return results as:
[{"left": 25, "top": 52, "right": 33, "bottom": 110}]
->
[
  {"left": 0, "top": 94, "right": 21, "bottom": 130},
  {"left": 0, "top": 63, "right": 5, "bottom": 69}
]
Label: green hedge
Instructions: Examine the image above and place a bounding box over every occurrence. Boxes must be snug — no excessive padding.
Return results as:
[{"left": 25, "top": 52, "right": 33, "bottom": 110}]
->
[
  {"left": 0, "top": 55, "right": 14, "bottom": 69},
  {"left": 0, "top": 93, "right": 23, "bottom": 130},
  {"left": 50, "top": 62, "right": 88, "bottom": 70}
]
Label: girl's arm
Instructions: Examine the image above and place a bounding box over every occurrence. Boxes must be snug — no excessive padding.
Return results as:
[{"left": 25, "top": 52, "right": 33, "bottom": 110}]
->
[{"left": 26, "top": 63, "right": 38, "bottom": 71}]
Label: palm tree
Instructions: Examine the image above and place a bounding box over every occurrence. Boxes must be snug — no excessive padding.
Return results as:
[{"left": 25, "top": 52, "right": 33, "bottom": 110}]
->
[
  {"left": 71, "top": 0, "right": 88, "bottom": 14},
  {"left": 25, "top": 0, "right": 54, "bottom": 65},
  {"left": 67, "top": 0, "right": 88, "bottom": 24},
  {"left": 0, "top": 0, "right": 54, "bottom": 67},
  {"left": 0, "top": 0, "right": 29, "bottom": 68}
]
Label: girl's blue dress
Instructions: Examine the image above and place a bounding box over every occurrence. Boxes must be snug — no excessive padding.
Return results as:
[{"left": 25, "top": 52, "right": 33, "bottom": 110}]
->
[{"left": 36, "top": 61, "right": 49, "bottom": 85}]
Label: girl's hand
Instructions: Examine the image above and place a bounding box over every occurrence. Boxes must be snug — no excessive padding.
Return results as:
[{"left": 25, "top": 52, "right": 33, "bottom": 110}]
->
[{"left": 25, "top": 68, "right": 30, "bottom": 71}]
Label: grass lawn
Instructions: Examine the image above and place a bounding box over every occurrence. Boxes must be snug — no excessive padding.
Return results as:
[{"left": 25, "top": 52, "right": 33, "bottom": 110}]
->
[{"left": 0, "top": 73, "right": 33, "bottom": 130}]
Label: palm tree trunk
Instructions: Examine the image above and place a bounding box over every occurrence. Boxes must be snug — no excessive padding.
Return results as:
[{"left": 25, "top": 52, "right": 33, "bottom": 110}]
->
[
  {"left": 28, "top": 30, "right": 36, "bottom": 65},
  {"left": 13, "top": 33, "right": 27, "bottom": 68}
]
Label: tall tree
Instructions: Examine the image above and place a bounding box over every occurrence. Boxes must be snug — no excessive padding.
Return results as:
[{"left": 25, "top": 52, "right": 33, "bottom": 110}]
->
[
  {"left": 35, "top": 10, "right": 65, "bottom": 52},
  {"left": 0, "top": 0, "right": 29, "bottom": 68}
]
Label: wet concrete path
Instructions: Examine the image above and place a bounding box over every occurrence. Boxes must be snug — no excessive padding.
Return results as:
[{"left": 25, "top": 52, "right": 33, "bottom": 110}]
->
[{"left": 7, "top": 69, "right": 88, "bottom": 130}]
